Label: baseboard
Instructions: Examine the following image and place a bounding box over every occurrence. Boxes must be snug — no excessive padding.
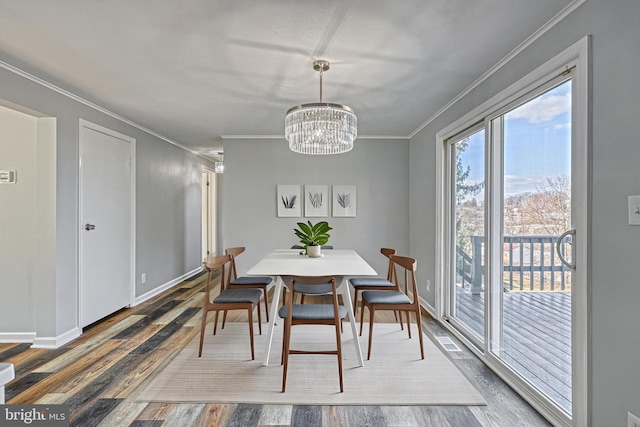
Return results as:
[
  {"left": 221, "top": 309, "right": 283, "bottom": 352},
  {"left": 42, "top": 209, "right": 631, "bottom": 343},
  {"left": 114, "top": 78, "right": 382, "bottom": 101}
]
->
[
  {"left": 31, "top": 327, "right": 81, "bottom": 349},
  {"left": 134, "top": 267, "right": 203, "bottom": 306},
  {"left": 0, "top": 332, "right": 36, "bottom": 343}
]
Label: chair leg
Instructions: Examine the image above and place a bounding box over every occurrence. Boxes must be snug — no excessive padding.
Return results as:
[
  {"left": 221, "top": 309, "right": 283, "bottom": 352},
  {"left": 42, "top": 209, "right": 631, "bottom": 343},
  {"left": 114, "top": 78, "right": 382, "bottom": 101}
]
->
[
  {"left": 248, "top": 306, "right": 255, "bottom": 360},
  {"left": 213, "top": 311, "right": 220, "bottom": 335},
  {"left": 300, "top": 294, "right": 305, "bottom": 304},
  {"left": 352, "top": 290, "right": 359, "bottom": 316},
  {"left": 415, "top": 310, "right": 425, "bottom": 359},
  {"left": 405, "top": 311, "right": 412, "bottom": 339},
  {"left": 359, "top": 302, "right": 366, "bottom": 336},
  {"left": 334, "top": 319, "right": 344, "bottom": 393},
  {"left": 281, "top": 319, "right": 291, "bottom": 392},
  {"left": 222, "top": 310, "right": 228, "bottom": 329},
  {"left": 198, "top": 310, "right": 208, "bottom": 357},
  {"left": 257, "top": 303, "right": 262, "bottom": 335},
  {"left": 367, "top": 307, "right": 376, "bottom": 360}
]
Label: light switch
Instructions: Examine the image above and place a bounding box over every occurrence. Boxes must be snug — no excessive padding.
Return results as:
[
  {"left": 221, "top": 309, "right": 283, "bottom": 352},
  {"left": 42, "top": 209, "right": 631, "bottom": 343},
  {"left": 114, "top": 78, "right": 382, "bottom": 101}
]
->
[
  {"left": 0, "top": 170, "right": 16, "bottom": 184},
  {"left": 628, "top": 196, "right": 640, "bottom": 225}
]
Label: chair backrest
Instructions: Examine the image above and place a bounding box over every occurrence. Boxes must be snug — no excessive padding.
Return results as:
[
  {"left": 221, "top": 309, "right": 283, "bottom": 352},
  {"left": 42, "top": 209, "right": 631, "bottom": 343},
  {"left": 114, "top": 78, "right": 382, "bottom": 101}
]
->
[
  {"left": 380, "top": 248, "right": 397, "bottom": 282},
  {"left": 203, "top": 254, "right": 232, "bottom": 302},
  {"left": 286, "top": 276, "right": 338, "bottom": 313},
  {"left": 389, "top": 254, "right": 419, "bottom": 305},
  {"left": 224, "top": 247, "right": 246, "bottom": 281}
]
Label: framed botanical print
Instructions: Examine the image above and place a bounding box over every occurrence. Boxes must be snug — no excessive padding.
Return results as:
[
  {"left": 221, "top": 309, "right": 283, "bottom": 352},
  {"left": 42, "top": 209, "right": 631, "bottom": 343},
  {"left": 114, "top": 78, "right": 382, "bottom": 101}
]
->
[
  {"left": 304, "top": 185, "right": 329, "bottom": 217},
  {"left": 277, "top": 185, "right": 301, "bottom": 217},
  {"left": 332, "top": 185, "right": 356, "bottom": 217}
]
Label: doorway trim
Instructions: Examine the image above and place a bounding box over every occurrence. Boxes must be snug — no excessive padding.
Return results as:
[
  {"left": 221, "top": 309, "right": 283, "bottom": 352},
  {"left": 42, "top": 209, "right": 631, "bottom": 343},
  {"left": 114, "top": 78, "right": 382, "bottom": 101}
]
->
[
  {"left": 78, "top": 119, "right": 136, "bottom": 328},
  {"left": 434, "top": 36, "right": 589, "bottom": 427}
]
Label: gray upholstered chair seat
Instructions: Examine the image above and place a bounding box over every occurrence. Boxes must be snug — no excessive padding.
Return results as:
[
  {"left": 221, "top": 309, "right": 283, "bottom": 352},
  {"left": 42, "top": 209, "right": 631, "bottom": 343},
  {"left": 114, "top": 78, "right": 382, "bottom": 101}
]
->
[
  {"left": 349, "top": 277, "right": 394, "bottom": 288},
  {"left": 361, "top": 290, "right": 411, "bottom": 305},
  {"left": 278, "top": 304, "right": 348, "bottom": 321},
  {"left": 213, "top": 288, "right": 262, "bottom": 304},
  {"left": 231, "top": 276, "right": 273, "bottom": 286}
]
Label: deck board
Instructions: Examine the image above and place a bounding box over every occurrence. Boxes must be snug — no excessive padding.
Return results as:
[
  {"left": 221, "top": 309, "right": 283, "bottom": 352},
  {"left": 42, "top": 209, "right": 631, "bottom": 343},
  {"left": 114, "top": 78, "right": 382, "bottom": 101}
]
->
[{"left": 455, "top": 291, "right": 571, "bottom": 413}]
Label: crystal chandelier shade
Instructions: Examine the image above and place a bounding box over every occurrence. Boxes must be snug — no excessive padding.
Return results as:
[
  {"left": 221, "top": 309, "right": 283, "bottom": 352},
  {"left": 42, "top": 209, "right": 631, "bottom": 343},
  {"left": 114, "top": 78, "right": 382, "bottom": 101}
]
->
[{"left": 285, "top": 60, "right": 357, "bottom": 155}]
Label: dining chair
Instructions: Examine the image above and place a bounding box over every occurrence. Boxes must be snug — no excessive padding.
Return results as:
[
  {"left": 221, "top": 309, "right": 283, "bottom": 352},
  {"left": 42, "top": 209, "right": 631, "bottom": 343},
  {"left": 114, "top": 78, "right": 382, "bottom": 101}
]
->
[
  {"left": 286, "top": 245, "right": 334, "bottom": 304},
  {"left": 359, "top": 254, "right": 424, "bottom": 360},
  {"left": 349, "top": 248, "right": 399, "bottom": 315},
  {"left": 278, "top": 275, "right": 347, "bottom": 392},
  {"left": 199, "top": 254, "right": 262, "bottom": 360},
  {"left": 226, "top": 247, "right": 273, "bottom": 321}
]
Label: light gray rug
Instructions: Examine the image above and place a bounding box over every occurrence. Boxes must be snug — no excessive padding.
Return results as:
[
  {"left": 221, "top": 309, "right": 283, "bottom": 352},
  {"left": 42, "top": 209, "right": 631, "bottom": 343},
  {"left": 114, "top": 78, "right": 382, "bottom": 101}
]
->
[{"left": 136, "top": 322, "right": 486, "bottom": 406}]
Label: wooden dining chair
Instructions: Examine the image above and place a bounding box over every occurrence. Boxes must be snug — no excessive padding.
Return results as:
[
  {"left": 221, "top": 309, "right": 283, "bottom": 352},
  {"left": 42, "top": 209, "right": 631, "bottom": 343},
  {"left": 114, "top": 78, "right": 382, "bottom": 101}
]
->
[
  {"left": 285, "top": 245, "right": 334, "bottom": 304},
  {"left": 278, "top": 275, "right": 347, "bottom": 392},
  {"left": 359, "top": 254, "right": 424, "bottom": 360},
  {"left": 349, "top": 248, "right": 400, "bottom": 315},
  {"left": 226, "top": 247, "right": 273, "bottom": 321},
  {"left": 199, "top": 254, "right": 262, "bottom": 360}
]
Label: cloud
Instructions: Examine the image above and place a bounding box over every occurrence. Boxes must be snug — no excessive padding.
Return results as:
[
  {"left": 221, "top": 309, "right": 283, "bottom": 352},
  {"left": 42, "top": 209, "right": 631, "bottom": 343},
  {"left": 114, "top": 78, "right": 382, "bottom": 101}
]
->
[
  {"left": 504, "top": 175, "right": 548, "bottom": 195},
  {"left": 508, "top": 93, "right": 570, "bottom": 124},
  {"left": 554, "top": 122, "right": 571, "bottom": 130}
]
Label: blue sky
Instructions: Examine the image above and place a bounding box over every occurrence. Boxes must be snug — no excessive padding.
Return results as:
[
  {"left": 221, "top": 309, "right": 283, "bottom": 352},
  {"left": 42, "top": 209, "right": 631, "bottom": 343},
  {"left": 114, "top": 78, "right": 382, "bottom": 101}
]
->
[{"left": 460, "top": 80, "right": 571, "bottom": 196}]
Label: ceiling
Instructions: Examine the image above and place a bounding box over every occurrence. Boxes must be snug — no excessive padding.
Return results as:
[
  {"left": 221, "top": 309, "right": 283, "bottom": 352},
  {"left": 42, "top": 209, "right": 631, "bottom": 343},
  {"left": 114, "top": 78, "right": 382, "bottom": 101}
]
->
[{"left": 0, "top": 1, "right": 573, "bottom": 159}]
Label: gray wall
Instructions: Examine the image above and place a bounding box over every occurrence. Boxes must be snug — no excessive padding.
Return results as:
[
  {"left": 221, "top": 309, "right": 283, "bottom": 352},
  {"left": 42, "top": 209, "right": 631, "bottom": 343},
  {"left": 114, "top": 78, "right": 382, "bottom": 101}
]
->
[
  {"left": 0, "top": 65, "right": 211, "bottom": 341},
  {"left": 222, "top": 138, "right": 409, "bottom": 278},
  {"left": 409, "top": 0, "right": 640, "bottom": 424}
]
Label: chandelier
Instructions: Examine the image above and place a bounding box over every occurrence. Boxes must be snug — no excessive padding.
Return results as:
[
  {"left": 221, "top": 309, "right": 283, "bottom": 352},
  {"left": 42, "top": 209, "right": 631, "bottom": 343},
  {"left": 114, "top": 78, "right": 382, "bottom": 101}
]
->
[
  {"left": 214, "top": 152, "right": 224, "bottom": 174},
  {"left": 285, "top": 60, "right": 357, "bottom": 155}
]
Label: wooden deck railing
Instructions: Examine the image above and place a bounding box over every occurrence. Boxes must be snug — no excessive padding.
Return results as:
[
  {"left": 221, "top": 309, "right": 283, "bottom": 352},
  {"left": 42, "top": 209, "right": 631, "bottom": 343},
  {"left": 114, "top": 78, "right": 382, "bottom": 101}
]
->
[{"left": 457, "top": 235, "right": 572, "bottom": 294}]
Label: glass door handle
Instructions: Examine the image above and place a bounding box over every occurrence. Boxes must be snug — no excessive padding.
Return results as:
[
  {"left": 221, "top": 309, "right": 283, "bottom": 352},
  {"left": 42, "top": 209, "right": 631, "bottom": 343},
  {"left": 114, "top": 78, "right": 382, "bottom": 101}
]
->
[{"left": 556, "top": 229, "right": 576, "bottom": 270}]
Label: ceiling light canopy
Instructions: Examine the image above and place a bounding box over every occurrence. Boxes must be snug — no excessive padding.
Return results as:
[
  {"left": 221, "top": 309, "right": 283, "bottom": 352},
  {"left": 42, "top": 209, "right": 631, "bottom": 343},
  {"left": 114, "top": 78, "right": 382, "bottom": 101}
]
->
[{"left": 285, "top": 60, "right": 357, "bottom": 155}]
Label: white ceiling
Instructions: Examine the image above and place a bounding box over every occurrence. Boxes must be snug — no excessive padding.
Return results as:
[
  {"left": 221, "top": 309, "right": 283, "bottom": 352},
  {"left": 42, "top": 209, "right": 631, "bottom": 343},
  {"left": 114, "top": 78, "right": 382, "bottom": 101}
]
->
[{"left": 0, "top": 1, "right": 573, "bottom": 158}]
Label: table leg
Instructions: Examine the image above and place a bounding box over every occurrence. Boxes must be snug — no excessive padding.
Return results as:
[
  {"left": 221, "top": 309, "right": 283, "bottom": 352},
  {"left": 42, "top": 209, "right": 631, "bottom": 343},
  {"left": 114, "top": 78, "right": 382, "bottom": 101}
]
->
[
  {"left": 340, "top": 276, "right": 365, "bottom": 367},
  {"left": 263, "top": 276, "right": 283, "bottom": 366}
]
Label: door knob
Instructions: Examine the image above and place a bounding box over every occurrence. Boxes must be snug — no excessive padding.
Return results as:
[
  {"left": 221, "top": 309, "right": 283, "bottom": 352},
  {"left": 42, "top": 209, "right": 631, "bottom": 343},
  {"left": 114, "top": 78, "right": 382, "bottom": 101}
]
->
[{"left": 84, "top": 224, "right": 96, "bottom": 231}]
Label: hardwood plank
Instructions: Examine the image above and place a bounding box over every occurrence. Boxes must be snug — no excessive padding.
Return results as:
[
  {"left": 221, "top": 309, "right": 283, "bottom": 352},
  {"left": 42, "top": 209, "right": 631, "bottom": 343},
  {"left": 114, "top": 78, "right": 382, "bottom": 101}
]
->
[
  {"left": 226, "top": 403, "right": 263, "bottom": 427},
  {"left": 112, "top": 301, "right": 182, "bottom": 340},
  {"left": 10, "top": 339, "right": 125, "bottom": 403},
  {"left": 163, "top": 403, "right": 206, "bottom": 426},
  {"left": 291, "top": 405, "right": 322, "bottom": 427},
  {"left": 129, "top": 421, "right": 164, "bottom": 427},
  {"left": 95, "top": 401, "right": 147, "bottom": 427},
  {"left": 194, "top": 403, "right": 234, "bottom": 427},
  {"left": 258, "top": 404, "right": 292, "bottom": 425},
  {"left": 0, "top": 343, "right": 32, "bottom": 361},
  {"left": 33, "top": 315, "right": 146, "bottom": 373},
  {"left": 344, "top": 405, "right": 386, "bottom": 426},
  {"left": 70, "top": 397, "right": 123, "bottom": 427},
  {"left": 322, "top": 406, "right": 350, "bottom": 427},
  {"left": 380, "top": 406, "right": 420, "bottom": 426},
  {"left": 137, "top": 402, "right": 173, "bottom": 420},
  {"left": 5, "top": 372, "right": 51, "bottom": 401}
]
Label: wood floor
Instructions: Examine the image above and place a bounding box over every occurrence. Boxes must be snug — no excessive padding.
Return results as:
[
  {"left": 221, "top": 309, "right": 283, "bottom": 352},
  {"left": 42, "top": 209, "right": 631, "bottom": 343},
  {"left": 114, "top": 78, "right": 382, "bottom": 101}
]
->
[{"left": 0, "top": 272, "right": 551, "bottom": 427}]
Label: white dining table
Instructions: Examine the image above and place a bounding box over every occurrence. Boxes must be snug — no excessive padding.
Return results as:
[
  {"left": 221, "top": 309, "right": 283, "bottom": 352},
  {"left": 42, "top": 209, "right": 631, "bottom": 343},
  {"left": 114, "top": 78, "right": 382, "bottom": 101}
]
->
[{"left": 246, "top": 249, "right": 377, "bottom": 367}]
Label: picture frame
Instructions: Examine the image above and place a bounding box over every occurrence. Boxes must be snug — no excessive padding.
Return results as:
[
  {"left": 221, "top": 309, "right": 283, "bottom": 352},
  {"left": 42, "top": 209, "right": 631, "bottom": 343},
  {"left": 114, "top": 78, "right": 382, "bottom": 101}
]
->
[
  {"left": 304, "top": 185, "right": 329, "bottom": 217},
  {"left": 332, "top": 185, "right": 357, "bottom": 217},
  {"left": 277, "top": 185, "right": 301, "bottom": 217}
]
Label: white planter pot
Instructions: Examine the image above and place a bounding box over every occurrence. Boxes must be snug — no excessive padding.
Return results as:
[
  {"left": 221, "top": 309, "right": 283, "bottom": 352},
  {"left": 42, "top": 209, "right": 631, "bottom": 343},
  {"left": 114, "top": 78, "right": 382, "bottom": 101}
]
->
[{"left": 307, "top": 245, "right": 321, "bottom": 258}]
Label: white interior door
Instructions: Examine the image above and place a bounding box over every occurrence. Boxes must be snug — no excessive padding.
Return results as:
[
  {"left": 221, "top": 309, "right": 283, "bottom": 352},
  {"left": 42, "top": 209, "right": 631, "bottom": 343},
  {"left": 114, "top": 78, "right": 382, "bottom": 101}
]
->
[{"left": 79, "top": 120, "right": 134, "bottom": 327}]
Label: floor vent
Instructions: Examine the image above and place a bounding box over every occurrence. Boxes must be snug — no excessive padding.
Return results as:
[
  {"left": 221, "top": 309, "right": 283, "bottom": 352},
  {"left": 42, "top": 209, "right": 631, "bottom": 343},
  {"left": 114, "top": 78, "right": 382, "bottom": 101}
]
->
[{"left": 436, "top": 336, "right": 461, "bottom": 352}]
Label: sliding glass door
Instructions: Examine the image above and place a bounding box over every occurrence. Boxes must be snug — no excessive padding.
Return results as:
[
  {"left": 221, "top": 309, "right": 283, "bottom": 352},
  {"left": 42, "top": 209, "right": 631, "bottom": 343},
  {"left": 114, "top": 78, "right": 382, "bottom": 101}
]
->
[{"left": 444, "top": 74, "right": 577, "bottom": 417}]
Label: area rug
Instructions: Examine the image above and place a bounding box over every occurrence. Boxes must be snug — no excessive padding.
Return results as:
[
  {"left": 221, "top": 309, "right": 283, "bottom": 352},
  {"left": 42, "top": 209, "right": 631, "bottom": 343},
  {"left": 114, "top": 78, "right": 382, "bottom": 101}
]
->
[{"left": 136, "top": 322, "right": 486, "bottom": 406}]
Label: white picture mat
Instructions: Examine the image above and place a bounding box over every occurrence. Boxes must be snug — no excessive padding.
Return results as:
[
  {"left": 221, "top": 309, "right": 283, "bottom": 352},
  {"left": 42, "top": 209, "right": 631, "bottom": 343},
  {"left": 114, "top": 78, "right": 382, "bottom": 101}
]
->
[{"left": 277, "top": 185, "right": 301, "bottom": 217}]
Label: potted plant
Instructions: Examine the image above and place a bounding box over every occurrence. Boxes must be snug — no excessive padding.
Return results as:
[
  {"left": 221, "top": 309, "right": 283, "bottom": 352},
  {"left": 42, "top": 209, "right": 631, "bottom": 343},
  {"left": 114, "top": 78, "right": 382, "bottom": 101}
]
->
[{"left": 293, "top": 220, "right": 332, "bottom": 257}]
